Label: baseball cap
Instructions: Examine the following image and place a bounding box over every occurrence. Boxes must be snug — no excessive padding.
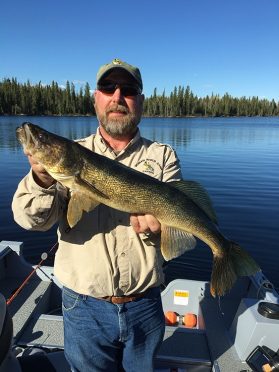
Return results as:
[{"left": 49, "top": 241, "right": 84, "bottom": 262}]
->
[{"left": 96, "top": 58, "right": 143, "bottom": 92}]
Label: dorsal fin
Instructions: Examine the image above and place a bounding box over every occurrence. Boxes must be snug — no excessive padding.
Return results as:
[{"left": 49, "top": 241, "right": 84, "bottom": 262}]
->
[{"left": 170, "top": 180, "right": 218, "bottom": 225}]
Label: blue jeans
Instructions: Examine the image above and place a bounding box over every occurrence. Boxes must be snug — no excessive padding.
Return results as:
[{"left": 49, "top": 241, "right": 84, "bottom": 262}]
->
[{"left": 62, "top": 286, "right": 165, "bottom": 372}]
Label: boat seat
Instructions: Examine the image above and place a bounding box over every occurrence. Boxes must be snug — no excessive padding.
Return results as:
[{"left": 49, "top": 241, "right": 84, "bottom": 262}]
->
[{"left": 0, "top": 293, "right": 71, "bottom": 372}]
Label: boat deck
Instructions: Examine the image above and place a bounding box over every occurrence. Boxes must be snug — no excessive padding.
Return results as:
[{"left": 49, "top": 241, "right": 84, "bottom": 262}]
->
[{"left": 1, "top": 240, "right": 279, "bottom": 372}]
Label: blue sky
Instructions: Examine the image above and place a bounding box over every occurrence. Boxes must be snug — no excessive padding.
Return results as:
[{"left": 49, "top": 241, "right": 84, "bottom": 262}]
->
[{"left": 1, "top": 0, "right": 279, "bottom": 100}]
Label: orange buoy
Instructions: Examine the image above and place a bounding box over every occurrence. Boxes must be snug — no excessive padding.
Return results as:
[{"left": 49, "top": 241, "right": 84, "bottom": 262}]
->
[
  {"left": 165, "top": 311, "right": 178, "bottom": 326},
  {"left": 183, "top": 313, "right": 197, "bottom": 328}
]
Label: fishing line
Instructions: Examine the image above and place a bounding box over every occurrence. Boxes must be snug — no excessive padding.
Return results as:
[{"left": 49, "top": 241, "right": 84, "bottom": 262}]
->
[{"left": 6, "top": 242, "right": 58, "bottom": 305}]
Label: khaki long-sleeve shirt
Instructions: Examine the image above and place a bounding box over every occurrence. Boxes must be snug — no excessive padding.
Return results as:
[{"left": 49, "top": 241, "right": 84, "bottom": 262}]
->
[{"left": 12, "top": 128, "right": 182, "bottom": 297}]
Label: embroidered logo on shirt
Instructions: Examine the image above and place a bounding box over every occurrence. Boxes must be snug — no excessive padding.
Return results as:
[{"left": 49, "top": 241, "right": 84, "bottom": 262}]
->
[
  {"left": 135, "top": 159, "right": 162, "bottom": 175},
  {"left": 143, "top": 161, "right": 155, "bottom": 174}
]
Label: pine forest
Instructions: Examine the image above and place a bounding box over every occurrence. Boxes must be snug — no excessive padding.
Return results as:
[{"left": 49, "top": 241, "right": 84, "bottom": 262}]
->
[{"left": 1, "top": 78, "right": 278, "bottom": 117}]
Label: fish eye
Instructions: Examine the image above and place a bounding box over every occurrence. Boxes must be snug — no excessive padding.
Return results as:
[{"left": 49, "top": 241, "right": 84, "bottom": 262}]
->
[{"left": 38, "top": 133, "right": 44, "bottom": 139}]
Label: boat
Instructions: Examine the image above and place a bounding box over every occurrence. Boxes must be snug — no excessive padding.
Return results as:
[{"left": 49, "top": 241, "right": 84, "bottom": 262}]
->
[{"left": 1, "top": 240, "right": 279, "bottom": 372}]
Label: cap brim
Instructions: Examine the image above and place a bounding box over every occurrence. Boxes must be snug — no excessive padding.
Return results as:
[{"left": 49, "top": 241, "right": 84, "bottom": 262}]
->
[{"left": 97, "top": 66, "right": 142, "bottom": 90}]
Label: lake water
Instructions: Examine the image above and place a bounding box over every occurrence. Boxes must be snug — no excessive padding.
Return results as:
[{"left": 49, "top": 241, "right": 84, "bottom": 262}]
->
[{"left": 1, "top": 116, "right": 279, "bottom": 289}]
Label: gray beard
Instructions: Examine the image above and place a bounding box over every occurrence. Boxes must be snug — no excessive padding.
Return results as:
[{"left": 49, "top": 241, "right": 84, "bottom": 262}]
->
[{"left": 96, "top": 105, "right": 140, "bottom": 137}]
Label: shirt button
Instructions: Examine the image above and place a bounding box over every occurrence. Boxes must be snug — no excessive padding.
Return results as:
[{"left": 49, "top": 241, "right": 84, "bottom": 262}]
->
[{"left": 121, "top": 252, "right": 126, "bottom": 257}]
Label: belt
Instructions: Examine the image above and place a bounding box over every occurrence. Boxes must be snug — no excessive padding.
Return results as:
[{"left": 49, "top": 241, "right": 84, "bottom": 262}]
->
[{"left": 100, "top": 291, "right": 147, "bottom": 304}]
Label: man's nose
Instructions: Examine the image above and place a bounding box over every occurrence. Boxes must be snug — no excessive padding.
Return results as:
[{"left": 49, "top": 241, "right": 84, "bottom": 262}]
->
[{"left": 111, "top": 87, "right": 124, "bottom": 103}]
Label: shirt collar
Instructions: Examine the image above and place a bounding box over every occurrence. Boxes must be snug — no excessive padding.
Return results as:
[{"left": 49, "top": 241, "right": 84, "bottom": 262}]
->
[{"left": 95, "top": 127, "right": 141, "bottom": 157}]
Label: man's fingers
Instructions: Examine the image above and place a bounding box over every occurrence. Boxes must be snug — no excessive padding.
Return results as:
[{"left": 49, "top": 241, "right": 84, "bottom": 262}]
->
[
  {"left": 130, "top": 214, "right": 147, "bottom": 233},
  {"left": 130, "top": 214, "right": 161, "bottom": 234},
  {"left": 23, "top": 151, "right": 55, "bottom": 187},
  {"left": 145, "top": 214, "right": 161, "bottom": 233}
]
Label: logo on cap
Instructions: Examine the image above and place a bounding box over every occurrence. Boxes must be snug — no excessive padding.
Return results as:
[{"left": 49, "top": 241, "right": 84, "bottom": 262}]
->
[{"left": 112, "top": 58, "right": 123, "bottom": 65}]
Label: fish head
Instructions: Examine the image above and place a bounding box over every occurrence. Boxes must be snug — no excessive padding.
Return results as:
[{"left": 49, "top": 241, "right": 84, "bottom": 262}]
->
[{"left": 16, "top": 122, "right": 76, "bottom": 176}]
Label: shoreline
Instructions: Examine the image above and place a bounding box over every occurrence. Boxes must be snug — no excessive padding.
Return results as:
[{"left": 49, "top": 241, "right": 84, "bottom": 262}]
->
[{"left": 1, "top": 113, "right": 278, "bottom": 119}]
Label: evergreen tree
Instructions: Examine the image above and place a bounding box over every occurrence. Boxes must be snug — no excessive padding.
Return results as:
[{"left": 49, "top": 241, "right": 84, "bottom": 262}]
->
[{"left": 0, "top": 77, "right": 278, "bottom": 118}]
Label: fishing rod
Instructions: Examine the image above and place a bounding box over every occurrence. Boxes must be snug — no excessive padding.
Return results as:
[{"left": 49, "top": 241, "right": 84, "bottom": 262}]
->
[{"left": 6, "top": 242, "right": 58, "bottom": 306}]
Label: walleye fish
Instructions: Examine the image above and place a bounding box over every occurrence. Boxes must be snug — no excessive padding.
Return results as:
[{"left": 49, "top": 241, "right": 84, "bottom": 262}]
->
[{"left": 16, "top": 122, "right": 260, "bottom": 297}]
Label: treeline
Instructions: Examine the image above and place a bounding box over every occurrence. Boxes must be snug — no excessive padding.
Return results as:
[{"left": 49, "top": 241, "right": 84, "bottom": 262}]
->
[
  {"left": 1, "top": 78, "right": 278, "bottom": 117},
  {"left": 144, "top": 86, "right": 279, "bottom": 117},
  {"left": 0, "top": 78, "right": 95, "bottom": 116}
]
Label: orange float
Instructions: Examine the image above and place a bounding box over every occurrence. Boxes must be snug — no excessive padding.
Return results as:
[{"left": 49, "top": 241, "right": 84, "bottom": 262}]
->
[
  {"left": 183, "top": 313, "right": 197, "bottom": 328},
  {"left": 165, "top": 311, "right": 197, "bottom": 328},
  {"left": 164, "top": 311, "right": 178, "bottom": 326}
]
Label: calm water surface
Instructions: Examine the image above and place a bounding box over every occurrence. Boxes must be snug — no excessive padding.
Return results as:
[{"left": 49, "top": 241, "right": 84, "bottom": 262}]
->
[{"left": 1, "top": 116, "right": 279, "bottom": 288}]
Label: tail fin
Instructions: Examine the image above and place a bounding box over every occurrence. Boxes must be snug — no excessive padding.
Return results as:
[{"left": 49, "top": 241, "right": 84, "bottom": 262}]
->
[{"left": 210, "top": 241, "right": 261, "bottom": 297}]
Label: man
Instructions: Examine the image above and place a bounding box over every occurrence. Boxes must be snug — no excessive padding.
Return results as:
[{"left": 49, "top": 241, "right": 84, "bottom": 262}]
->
[{"left": 12, "top": 58, "right": 182, "bottom": 372}]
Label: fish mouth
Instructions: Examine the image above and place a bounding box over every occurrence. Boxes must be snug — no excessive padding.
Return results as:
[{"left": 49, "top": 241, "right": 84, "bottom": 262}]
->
[{"left": 16, "top": 122, "right": 39, "bottom": 150}]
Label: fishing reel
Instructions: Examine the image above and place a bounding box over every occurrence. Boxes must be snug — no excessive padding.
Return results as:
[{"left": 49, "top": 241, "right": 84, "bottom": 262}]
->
[{"left": 246, "top": 345, "right": 279, "bottom": 372}]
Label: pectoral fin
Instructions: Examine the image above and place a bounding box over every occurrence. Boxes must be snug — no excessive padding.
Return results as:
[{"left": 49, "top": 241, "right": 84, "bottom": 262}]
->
[
  {"left": 160, "top": 224, "right": 196, "bottom": 261},
  {"left": 74, "top": 175, "right": 109, "bottom": 200},
  {"left": 67, "top": 192, "right": 100, "bottom": 228}
]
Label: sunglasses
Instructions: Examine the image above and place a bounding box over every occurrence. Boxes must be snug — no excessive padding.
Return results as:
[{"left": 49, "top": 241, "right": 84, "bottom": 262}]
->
[{"left": 97, "top": 83, "right": 141, "bottom": 97}]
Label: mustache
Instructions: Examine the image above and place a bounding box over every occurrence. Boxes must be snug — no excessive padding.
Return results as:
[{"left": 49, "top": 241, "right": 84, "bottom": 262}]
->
[{"left": 105, "top": 105, "right": 129, "bottom": 114}]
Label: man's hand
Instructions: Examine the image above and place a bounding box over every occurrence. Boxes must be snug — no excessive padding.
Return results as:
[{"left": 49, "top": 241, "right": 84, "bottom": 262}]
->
[
  {"left": 24, "top": 150, "right": 55, "bottom": 188},
  {"left": 130, "top": 214, "right": 161, "bottom": 234}
]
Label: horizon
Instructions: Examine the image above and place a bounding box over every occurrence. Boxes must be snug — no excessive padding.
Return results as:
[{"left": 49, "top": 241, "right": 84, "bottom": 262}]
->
[{"left": 1, "top": 76, "right": 278, "bottom": 102}]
